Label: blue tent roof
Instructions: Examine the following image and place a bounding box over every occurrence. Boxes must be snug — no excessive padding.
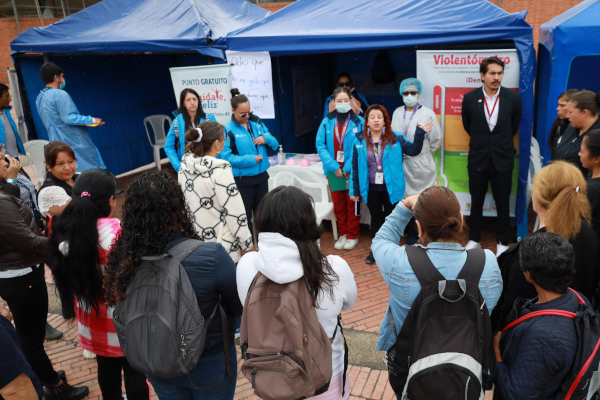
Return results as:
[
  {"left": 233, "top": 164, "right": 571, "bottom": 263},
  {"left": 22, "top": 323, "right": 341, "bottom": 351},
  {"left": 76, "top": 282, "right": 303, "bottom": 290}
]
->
[
  {"left": 536, "top": 0, "right": 600, "bottom": 163},
  {"left": 228, "top": 0, "right": 535, "bottom": 239},
  {"left": 11, "top": 0, "right": 270, "bottom": 58}
]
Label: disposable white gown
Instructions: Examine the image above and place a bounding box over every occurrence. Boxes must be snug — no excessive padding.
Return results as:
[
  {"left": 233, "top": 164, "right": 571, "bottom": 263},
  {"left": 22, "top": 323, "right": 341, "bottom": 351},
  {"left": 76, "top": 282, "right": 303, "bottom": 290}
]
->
[
  {"left": 391, "top": 105, "right": 442, "bottom": 197},
  {"left": 35, "top": 88, "right": 106, "bottom": 172}
]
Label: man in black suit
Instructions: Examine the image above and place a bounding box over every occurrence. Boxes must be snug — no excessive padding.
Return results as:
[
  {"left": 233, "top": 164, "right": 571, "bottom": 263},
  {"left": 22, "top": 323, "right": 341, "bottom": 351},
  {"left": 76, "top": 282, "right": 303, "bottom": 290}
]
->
[{"left": 461, "top": 56, "right": 522, "bottom": 256}]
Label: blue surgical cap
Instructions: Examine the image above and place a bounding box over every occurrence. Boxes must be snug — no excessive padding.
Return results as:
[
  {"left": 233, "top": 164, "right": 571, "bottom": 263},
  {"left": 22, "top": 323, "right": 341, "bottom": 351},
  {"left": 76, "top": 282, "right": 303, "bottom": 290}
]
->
[{"left": 400, "top": 78, "right": 422, "bottom": 95}]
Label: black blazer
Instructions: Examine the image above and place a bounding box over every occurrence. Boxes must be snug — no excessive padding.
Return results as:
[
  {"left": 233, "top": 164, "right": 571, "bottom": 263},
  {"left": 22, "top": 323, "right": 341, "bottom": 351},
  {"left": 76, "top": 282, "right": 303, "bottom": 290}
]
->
[{"left": 461, "top": 87, "right": 522, "bottom": 173}]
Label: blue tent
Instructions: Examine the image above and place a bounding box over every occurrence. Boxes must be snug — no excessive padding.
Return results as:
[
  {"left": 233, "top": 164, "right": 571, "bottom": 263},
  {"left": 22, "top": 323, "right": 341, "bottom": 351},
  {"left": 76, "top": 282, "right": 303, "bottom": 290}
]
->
[
  {"left": 227, "top": 0, "right": 536, "bottom": 240},
  {"left": 10, "top": 0, "right": 269, "bottom": 175},
  {"left": 537, "top": 0, "right": 600, "bottom": 163}
]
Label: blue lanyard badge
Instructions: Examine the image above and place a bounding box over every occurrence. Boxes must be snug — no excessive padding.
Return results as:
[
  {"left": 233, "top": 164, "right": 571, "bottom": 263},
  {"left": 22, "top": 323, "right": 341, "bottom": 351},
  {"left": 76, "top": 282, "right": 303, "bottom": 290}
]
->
[
  {"left": 402, "top": 104, "right": 420, "bottom": 136},
  {"left": 335, "top": 115, "right": 351, "bottom": 146},
  {"left": 247, "top": 122, "right": 256, "bottom": 142},
  {"left": 368, "top": 134, "right": 384, "bottom": 170}
]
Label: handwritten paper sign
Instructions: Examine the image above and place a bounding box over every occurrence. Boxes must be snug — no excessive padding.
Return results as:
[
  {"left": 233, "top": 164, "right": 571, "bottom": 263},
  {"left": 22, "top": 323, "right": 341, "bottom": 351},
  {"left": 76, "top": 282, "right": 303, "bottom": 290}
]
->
[
  {"left": 226, "top": 51, "right": 275, "bottom": 119},
  {"left": 169, "top": 64, "right": 232, "bottom": 125}
]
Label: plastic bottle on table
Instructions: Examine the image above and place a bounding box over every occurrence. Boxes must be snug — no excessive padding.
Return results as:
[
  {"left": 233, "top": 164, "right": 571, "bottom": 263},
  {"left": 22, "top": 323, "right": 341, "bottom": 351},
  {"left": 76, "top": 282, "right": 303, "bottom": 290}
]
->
[{"left": 278, "top": 145, "right": 285, "bottom": 165}]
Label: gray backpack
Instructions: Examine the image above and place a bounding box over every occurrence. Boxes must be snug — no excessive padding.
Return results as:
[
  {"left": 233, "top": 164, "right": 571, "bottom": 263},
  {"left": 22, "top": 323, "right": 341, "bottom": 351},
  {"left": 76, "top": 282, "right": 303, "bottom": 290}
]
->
[{"left": 113, "top": 239, "right": 223, "bottom": 378}]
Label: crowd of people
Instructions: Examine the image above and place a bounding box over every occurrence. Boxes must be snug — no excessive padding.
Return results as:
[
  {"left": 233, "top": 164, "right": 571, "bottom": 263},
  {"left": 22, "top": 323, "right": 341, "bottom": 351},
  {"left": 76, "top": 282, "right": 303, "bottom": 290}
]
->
[{"left": 1, "top": 56, "right": 600, "bottom": 400}]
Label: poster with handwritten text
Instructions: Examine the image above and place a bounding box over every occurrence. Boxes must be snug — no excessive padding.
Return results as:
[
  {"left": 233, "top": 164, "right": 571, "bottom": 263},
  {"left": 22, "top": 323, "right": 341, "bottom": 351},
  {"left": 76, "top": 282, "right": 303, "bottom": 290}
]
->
[{"left": 226, "top": 51, "right": 275, "bottom": 119}]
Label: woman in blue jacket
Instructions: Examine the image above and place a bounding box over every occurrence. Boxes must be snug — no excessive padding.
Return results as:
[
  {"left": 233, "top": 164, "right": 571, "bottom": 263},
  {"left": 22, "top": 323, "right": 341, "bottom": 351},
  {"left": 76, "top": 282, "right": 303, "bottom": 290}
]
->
[
  {"left": 165, "top": 88, "right": 217, "bottom": 172},
  {"left": 349, "top": 104, "right": 431, "bottom": 264},
  {"left": 316, "top": 87, "right": 364, "bottom": 251},
  {"left": 220, "top": 88, "right": 279, "bottom": 235}
]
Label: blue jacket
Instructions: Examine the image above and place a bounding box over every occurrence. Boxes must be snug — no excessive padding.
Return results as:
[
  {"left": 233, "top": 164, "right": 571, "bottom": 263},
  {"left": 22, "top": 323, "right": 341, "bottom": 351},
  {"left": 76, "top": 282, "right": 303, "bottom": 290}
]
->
[
  {"left": 323, "top": 92, "right": 370, "bottom": 118},
  {"left": 165, "top": 232, "right": 243, "bottom": 358},
  {"left": 315, "top": 111, "right": 364, "bottom": 175},
  {"left": 350, "top": 129, "right": 425, "bottom": 204},
  {"left": 165, "top": 112, "right": 217, "bottom": 172},
  {"left": 220, "top": 114, "right": 278, "bottom": 178},
  {"left": 0, "top": 107, "right": 24, "bottom": 156},
  {"left": 371, "top": 202, "right": 503, "bottom": 351},
  {"left": 495, "top": 290, "right": 581, "bottom": 400}
]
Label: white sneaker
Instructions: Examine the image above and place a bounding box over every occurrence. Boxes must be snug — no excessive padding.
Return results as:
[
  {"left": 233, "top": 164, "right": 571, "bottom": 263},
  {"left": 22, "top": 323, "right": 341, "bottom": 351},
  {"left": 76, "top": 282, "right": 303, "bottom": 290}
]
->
[
  {"left": 496, "top": 243, "right": 509, "bottom": 257},
  {"left": 465, "top": 240, "right": 481, "bottom": 250},
  {"left": 83, "top": 349, "right": 96, "bottom": 359},
  {"left": 334, "top": 235, "right": 347, "bottom": 250},
  {"left": 343, "top": 238, "right": 358, "bottom": 250}
]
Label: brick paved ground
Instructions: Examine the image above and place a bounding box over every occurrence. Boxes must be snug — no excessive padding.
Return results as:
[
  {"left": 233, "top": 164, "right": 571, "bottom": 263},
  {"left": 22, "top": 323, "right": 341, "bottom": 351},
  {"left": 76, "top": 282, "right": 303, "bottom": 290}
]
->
[{"left": 33, "top": 160, "right": 528, "bottom": 399}]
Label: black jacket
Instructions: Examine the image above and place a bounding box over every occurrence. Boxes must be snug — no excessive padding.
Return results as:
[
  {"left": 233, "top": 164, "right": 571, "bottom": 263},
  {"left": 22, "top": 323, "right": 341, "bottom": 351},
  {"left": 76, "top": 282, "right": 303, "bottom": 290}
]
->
[
  {"left": 164, "top": 232, "right": 243, "bottom": 358},
  {"left": 461, "top": 87, "right": 522, "bottom": 173}
]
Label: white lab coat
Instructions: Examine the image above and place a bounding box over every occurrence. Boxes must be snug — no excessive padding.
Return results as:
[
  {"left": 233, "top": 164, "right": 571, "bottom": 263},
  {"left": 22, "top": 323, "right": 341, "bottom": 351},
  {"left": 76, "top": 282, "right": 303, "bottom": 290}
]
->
[{"left": 391, "top": 105, "right": 442, "bottom": 197}]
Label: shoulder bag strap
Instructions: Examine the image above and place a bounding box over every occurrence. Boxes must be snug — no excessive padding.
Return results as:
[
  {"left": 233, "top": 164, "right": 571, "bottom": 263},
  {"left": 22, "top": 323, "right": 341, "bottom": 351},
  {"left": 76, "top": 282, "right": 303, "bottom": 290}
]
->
[
  {"left": 168, "top": 238, "right": 204, "bottom": 264},
  {"left": 404, "top": 245, "right": 445, "bottom": 286},
  {"left": 456, "top": 248, "right": 486, "bottom": 284},
  {"left": 502, "top": 309, "right": 577, "bottom": 335}
]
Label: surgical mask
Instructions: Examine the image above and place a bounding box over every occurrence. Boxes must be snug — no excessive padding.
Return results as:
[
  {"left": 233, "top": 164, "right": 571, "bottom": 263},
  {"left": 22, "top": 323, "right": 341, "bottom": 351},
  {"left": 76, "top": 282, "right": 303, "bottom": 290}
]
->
[
  {"left": 336, "top": 102, "right": 352, "bottom": 114},
  {"left": 403, "top": 94, "right": 418, "bottom": 108},
  {"left": 60, "top": 79, "right": 66, "bottom": 90}
]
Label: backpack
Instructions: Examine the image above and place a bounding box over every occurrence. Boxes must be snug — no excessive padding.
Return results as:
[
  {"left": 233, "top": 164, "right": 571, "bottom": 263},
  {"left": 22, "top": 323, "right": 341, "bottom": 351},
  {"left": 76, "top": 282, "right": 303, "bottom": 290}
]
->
[
  {"left": 113, "top": 239, "right": 231, "bottom": 379},
  {"left": 386, "top": 245, "right": 494, "bottom": 399},
  {"left": 501, "top": 288, "right": 600, "bottom": 400},
  {"left": 372, "top": 50, "right": 396, "bottom": 84},
  {"left": 239, "top": 271, "right": 346, "bottom": 400}
]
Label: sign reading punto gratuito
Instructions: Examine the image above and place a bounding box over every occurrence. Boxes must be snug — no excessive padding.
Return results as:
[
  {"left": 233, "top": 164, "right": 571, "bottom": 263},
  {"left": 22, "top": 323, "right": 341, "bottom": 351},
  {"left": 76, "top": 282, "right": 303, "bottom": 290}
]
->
[
  {"left": 226, "top": 51, "right": 275, "bottom": 119},
  {"left": 417, "top": 49, "right": 520, "bottom": 217}
]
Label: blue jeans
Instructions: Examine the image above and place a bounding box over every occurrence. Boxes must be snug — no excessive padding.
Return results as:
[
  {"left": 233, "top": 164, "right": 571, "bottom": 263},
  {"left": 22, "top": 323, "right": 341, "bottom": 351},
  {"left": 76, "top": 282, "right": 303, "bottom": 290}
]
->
[{"left": 146, "top": 346, "right": 237, "bottom": 400}]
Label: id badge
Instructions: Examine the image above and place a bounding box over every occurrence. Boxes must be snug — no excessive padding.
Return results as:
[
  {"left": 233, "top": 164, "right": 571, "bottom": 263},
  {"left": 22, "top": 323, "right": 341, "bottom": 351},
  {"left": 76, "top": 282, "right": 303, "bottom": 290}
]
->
[
  {"left": 336, "top": 151, "right": 345, "bottom": 163},
  {"left": 375, "top": 172, "right": 384, "bottom": 184}
]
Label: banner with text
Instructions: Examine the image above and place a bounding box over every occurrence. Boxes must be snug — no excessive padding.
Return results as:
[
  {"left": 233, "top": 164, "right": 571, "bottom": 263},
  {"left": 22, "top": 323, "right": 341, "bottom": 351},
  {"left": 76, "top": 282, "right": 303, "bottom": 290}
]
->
[
  {"left": 169, "top": 64, "right": 232, "bottom": 125},
  {"left": 226, "top": 51, "right": 275, "bottom": 119},
  {"left": 417, "top": 49, "right": 520, "bottom": 217}
]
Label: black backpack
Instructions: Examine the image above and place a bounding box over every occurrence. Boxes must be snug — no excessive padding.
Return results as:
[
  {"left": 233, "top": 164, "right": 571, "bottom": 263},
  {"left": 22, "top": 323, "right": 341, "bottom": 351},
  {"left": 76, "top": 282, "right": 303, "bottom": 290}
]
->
[
  {"left": 372, "top": 51, "right": 396, "bottom": 84},
  {"left": 386, "top": 245, "right": 494, "bottom": 399},
  {"left": 500, "top": 288, "right": 600, "bottom": 400}
]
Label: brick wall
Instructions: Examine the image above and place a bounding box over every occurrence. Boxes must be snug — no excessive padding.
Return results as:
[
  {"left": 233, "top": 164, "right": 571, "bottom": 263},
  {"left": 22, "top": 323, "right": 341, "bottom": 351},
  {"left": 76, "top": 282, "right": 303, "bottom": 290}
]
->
[{"left": 258, "top": 2, "right": 291, "bottom": 12}]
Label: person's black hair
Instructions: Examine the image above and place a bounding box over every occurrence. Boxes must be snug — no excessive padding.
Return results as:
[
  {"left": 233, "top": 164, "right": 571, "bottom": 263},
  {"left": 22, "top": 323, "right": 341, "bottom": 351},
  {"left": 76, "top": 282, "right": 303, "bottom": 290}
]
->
[
  {"left": 40, "top": 62, "right": 64, "bottom": 84},
  {"left": 480, "top": 56, "right": 505, "bottom": 75},
  {"left": 584, "top": 129, "right": 600, "bottom": 158},
  {"left": 254, "top": 186, "right": 338, "bottom": 305},
  {"left": 104, "top": 171, "right": 199, "bottom": 307},
  {"left": 332, "top": 87, "right": 351, "bottom": 101},
  {"left": 0, "top": 84, "right": 8, "bottom": 97},
  {"left": 49, "top": 169, "right": 116, "bottom": 318},
  {"left": 336, "top": 72, "right": 352, "bottom": 84},
  {"left": 184, "top": 121, "right": 225, "bottom": 157},
  {"left": 178, "top": 88, "right": 206, "bottom": 129},
  {"left": 519, "top": 231, "right": 576, "bottom": 294},
  {"left": 548, "top": 89, "right": 581, "bottom": 151},
  {"left": 230, "top": 88, "right": 249, "bottom": 110},
  {"left": 570, "top": 90, "right": 600, "bottom": 117}
]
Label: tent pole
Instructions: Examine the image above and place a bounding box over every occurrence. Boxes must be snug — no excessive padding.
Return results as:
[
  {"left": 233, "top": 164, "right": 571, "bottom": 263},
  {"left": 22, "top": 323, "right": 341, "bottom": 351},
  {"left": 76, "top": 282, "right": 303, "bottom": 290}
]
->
[
  {"left": 60, "top": 0, "right": 67, "bottom": 18},
  {"left": 10, "top": 0, "right": 21, "bottom": 33},
  {"left": 33, "top": 0, "right": 43, "bottom": 25}
]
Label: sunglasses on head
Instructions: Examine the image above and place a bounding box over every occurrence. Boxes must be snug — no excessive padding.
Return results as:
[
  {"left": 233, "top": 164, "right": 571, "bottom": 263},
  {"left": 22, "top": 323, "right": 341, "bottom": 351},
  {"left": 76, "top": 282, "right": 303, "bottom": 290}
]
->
[
  {"left": 337, "top": 81, "right": 352, "bottom": 88},
  {"left": 240, "top": 111, "right": 254, "bottom": 118},
  {"left": 402, "top": 91, "right": 419, "bottom": 96}
]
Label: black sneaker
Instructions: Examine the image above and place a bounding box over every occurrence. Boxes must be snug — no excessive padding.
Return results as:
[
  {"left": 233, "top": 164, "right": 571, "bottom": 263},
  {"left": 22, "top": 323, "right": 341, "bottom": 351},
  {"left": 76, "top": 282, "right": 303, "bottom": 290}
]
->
[
  {"left": 45, "top": 381, "right": 89, "bottom": 400},
  {"left": 366, "top": 251, "right": 375, "bottom": 264},
  {"left": 45, "top": 323, "right": 63, "bottom": 341}
]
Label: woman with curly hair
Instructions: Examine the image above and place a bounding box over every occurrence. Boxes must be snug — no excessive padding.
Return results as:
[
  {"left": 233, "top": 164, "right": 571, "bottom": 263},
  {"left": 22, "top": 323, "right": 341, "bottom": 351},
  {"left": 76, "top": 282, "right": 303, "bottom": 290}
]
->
[
  {"left": 104, "top": 171, "right": 242, "bottom": 400},
  {"left": 349, "top": 104, "right": 429, "bottom": 264},
  {"left": 49, "top": 169, "right": 149, "bottom": 400}
]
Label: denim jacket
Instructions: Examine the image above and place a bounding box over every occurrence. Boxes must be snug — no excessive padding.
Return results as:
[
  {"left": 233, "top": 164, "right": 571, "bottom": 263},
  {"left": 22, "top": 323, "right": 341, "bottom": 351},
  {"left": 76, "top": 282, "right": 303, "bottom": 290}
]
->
[{"left": 372, "top": 202, "right": 503, "bottom": 351}]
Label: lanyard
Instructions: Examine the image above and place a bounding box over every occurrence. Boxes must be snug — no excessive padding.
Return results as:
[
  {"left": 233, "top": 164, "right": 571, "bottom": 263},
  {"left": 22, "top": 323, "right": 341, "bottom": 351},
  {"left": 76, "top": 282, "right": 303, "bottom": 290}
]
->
[
  {"left": 484, "top": 94, "right": 499, "bottom": 122},
  {"left": 335, "top": 115, "right": 351, "bottom": 147},
  {"left": 402, "top": 104, "right": 420, "bottom": 136},
  {"left": 368, "top": 133, "right": 384, "bottom": 170},
  {"left": 246, "top": 122, "right": 256, "bottom": 141}
]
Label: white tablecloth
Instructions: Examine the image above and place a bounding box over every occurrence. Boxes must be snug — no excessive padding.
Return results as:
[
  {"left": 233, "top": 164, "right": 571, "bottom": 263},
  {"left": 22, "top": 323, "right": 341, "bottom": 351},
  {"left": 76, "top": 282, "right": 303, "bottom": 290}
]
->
[{"left": 267, "top": 154, "right": 371, "bottom": 224}]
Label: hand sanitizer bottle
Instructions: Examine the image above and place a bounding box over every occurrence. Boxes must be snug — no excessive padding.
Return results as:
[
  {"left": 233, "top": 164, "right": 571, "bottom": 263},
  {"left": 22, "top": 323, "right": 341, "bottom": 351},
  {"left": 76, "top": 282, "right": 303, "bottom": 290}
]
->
[{"left": 278, "top": 145, "right": 285, "bottom": 165}]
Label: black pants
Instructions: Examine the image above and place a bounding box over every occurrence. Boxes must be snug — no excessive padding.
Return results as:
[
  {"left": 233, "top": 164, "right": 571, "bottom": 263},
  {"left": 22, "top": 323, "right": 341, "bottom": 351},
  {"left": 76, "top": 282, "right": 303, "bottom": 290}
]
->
[
  {"left": 0, "top": 266, "right": 59, "bottom": 386},
  {"left": 366, "top": 190, "right": 395, "bottom": 239},
  {"left": 96, "top": 356, "right": 149, "bottom": 400},
  {"left": 236, "top": 179, "right": 269, "bottom": 236},
  {"left": 468, "top": 161, "right": 512, "bottom": 245}
]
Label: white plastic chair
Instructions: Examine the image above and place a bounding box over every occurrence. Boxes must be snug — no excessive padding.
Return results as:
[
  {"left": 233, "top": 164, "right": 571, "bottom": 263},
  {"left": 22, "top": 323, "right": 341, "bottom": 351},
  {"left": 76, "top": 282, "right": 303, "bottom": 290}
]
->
[
  {"left": 23, "top": 139, "right": 49, "bottom": 187},
  {"left": 273, "top": 171, "right": 339, "bottom": 241},
  {"left": 143, "top": 114, "right": 172, "bottom": 171}
]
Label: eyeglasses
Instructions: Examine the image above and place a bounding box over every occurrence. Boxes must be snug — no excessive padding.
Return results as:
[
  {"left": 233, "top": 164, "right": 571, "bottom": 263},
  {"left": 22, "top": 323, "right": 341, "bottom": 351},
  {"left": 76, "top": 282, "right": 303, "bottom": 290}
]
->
[
  {"left": 240, "top": 111, "right": 254, "bottom": 118},
  {"left": 402, "top": 91, "right": 419, "bottom": 96},
  {"left": 337, "top": 82, "right": 352, "bottom": 88}
]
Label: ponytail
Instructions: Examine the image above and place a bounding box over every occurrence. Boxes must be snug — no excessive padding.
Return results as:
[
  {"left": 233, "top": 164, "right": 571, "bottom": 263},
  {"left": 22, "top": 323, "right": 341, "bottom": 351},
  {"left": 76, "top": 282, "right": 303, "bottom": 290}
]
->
[{"left": 545, "top": 186, "right": 591, "bottom": 241}]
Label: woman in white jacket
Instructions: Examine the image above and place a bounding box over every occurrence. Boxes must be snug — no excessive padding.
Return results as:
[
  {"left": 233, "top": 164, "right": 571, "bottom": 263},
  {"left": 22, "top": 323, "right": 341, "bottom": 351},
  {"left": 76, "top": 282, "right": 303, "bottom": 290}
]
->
[
  {"left": 179, "top": 122, "right": 253, "bottom": 263},
  {"left": 236, "top": 186, "right": 357, "bottom": 399}
]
